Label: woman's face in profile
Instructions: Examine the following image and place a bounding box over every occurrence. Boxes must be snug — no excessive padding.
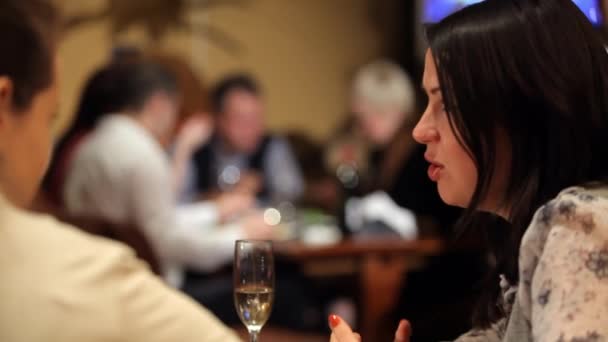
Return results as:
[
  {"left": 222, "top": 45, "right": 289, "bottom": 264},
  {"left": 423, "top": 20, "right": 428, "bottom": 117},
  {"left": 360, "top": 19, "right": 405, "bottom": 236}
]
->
[
  {"left": 414, "top": 50, "right": 510, "bottom": 214},
  {"left": 0, "top": 56, "right": 58, "bottom": 207},
  {"left": 413, "top": 50, "right": 478, "bottom": 208}
]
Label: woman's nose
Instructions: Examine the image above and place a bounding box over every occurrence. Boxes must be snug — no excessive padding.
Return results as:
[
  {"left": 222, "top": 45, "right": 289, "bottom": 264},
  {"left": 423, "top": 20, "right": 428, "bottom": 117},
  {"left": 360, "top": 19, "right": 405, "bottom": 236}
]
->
[{"left": 412, "top": 109, "right": 438, "bottom": 144}]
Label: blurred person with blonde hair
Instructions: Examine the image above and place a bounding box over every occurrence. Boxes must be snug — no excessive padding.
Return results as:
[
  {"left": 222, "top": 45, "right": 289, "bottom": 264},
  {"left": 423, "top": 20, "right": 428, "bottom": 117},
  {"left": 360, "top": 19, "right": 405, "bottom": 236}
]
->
[
  {"left": 329, "top": 59, "right": 460, "bottom": 236},
  {"left": 351, "top": 59, "right": 416, "bottom": 146}
]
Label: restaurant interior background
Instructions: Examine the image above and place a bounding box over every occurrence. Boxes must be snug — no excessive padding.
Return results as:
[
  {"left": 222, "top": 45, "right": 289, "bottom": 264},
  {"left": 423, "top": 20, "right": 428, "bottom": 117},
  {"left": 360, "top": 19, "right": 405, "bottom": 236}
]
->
[
  {"left": 55, "top": 0, "right": 406, "bottom": 140},
  {"left": 48, "top": 0, "right": 608, "bottom": 341}
]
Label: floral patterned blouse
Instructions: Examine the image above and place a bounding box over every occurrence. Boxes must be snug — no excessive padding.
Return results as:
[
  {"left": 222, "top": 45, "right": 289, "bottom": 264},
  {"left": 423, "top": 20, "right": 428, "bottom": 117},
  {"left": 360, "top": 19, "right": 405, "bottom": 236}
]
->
[{"left": 455, "top": 186, "right": 608, "bottom": 342}]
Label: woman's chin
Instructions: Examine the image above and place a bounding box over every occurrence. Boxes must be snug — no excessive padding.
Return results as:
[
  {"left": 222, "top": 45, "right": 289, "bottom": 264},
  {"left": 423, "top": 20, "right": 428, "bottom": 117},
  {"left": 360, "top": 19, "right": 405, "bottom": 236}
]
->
[{"left": 437, "top": 184, "right": 468, "bottom": 209}]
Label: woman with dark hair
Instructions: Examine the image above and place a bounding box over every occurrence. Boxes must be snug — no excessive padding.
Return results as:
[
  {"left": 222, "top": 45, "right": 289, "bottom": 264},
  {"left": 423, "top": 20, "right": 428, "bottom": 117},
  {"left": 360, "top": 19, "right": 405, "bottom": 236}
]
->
[
  {"left": 0, "top": 1, "right": 240, "bottom": 340},
  {"left": 330, "top": 0, "right": 608, "bottom": 341},
  {"left": 42, "top": 64, "right": 126, "bottom": 206}
]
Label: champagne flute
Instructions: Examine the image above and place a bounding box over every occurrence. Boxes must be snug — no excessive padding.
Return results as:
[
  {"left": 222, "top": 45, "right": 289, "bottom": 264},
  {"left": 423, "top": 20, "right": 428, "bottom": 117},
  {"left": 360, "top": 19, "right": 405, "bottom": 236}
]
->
[{"left": 234, "top": 240, "right": 275, "bottom": 342}]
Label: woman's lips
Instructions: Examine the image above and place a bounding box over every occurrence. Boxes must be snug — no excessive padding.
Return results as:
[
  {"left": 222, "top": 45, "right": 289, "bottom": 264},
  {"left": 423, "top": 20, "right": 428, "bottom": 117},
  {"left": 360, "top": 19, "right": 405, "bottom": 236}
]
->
[
  {"left": 428, "top": 163, "right": 442, "bottom": 182},
  {"left": 424, "top": 153, "right": 444, "bottom": 182}
]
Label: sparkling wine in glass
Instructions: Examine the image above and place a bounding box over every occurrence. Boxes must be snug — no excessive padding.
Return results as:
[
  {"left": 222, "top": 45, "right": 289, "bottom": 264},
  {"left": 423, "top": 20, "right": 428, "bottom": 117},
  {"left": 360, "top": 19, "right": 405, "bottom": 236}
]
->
[{"left": 234, "top": 240, "right": 275, "bottom": 342}]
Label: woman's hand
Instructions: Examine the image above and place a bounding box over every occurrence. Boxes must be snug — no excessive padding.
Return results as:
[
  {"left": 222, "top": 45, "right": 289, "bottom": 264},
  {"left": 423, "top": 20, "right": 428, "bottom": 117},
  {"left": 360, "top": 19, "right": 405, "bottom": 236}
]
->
[
  {"left": 394, "top": 319, "right": 412, "bottom": 342},
  {"left": 328, "top": 314, "right": 411, "bottom": 342},
  {"left": 328, "top": 314, "right": 360, "bottom": 342}
]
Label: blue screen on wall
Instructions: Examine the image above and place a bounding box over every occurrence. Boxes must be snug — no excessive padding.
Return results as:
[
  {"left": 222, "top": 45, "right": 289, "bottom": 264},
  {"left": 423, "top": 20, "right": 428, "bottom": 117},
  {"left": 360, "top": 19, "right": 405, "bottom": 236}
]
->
[{"left": 423, "top": 0, "right": 603, "bottom": 25}]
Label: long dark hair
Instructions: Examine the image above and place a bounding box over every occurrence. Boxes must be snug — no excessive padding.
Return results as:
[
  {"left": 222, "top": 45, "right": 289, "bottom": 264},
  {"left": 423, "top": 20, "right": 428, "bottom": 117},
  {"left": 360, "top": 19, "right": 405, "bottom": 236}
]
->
[
  {"left": 42, "top": 64, "right": 127, "bottom": 203},
  {"left": 426, "top": 0, "right": 608, "bottom": 327}
]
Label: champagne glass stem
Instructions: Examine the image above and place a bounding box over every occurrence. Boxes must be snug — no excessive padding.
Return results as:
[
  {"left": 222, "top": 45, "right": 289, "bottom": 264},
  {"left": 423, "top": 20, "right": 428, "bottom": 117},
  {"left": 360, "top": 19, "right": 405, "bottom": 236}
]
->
[{"left": 249, "top": 330, "right": 259, "bottom": 342}]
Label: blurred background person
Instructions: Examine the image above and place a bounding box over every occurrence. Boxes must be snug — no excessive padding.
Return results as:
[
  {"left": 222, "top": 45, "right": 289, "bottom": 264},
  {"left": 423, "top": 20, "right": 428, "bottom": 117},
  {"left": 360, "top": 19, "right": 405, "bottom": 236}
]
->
[
  {"left": 185, "top": 74, "right": 304, "bottom": 205},
  {"left": 62, "top": 60, "right": 275, "bottom": 290},
  {"left": 43, "top": 50, "right": 317, "bottom": 333},
  {"left": 326, "top": 59, "right": 461, "bottom": 236},
  {"left": 41, "top": 47, "right": 256, "bottom": 234},
  {"left": 42, "top": 63, "right": 125, "bottom": 208}
]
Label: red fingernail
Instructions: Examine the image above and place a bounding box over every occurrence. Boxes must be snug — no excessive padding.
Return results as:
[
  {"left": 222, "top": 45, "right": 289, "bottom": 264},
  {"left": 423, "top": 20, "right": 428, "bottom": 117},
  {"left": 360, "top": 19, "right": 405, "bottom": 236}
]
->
[{"left": 328, "top": 314, "right": 340, "bottom": 328}]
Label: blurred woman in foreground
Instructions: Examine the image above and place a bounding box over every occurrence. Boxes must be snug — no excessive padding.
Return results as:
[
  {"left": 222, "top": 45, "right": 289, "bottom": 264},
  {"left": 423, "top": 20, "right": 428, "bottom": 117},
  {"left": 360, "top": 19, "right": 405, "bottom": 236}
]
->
[{"left": 0, "top": 1, "right": 239, "bottom": 340}]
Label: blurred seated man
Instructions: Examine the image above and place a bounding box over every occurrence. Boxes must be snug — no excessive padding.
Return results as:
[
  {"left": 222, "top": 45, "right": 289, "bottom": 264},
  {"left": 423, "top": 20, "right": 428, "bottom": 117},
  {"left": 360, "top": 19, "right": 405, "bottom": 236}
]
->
[
  {"left": 186, "top": 74, "right": 304, "bottom": 204},
  {"left": 63, "top": 61, "right": 274, "bottom": 290}
]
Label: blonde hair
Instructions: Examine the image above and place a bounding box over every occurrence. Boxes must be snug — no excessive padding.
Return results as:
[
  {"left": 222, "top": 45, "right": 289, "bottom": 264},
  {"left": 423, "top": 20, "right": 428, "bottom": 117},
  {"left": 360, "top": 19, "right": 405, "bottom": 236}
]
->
[{"left": 352, "top": 59, "right": 415, "bottom": 114}]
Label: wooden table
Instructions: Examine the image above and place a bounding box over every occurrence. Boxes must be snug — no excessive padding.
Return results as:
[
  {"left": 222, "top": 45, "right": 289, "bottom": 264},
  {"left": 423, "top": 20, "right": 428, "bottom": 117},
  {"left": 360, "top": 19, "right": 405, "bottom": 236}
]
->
[{"left": 274, "top": 238, "right": 444, "bottom": 341}]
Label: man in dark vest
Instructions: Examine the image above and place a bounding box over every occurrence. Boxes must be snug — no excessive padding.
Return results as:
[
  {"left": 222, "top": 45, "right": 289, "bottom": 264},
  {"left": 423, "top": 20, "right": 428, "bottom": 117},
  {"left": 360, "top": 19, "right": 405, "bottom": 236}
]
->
[
  {"left": 191, "top": 74, "right": 304, "bottom": 204},
  {"left": 186, "top": 76, "right": 322, "bottom": 331}
]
